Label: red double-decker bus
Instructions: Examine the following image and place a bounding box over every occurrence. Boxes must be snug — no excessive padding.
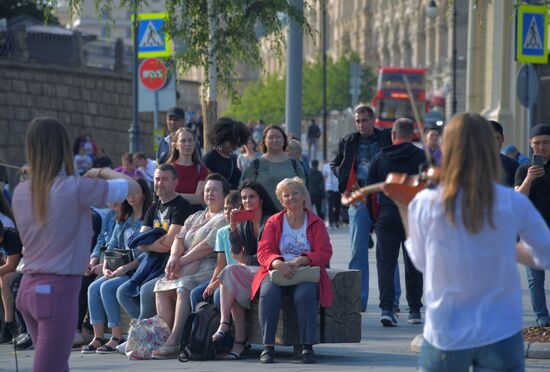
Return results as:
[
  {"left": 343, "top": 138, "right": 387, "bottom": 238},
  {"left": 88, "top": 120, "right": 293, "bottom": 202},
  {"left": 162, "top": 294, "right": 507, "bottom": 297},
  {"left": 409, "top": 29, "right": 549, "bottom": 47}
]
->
[{"left": 371, "top": 67, "right": 427, "bottom": 136}]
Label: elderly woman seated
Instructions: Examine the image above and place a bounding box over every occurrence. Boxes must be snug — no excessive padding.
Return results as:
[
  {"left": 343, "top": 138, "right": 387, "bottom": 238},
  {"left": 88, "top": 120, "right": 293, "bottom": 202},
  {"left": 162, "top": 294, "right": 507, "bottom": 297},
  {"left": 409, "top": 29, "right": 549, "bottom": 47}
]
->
[
  {"left": 250, "top": 177, "right": 333, "bottom": 364},
  {"left": 152, "top": 173, "right": 229, "bottom": 359}
]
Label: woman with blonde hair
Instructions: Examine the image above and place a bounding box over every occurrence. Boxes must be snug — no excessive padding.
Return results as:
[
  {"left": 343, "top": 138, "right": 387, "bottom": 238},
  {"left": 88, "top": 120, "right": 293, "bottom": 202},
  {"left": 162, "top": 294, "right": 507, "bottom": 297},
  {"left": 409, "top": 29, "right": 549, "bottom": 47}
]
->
[
  {"left": 251, "top": 177, "right": 332, "bottom": 364},
  {"left": 393, "top": 113, "right": 550, "bottom": 371},
  {"left": 167, "top": 127, "right": 208, "bottom": 212},
  {"left": 11, "top": 118, "right": 140, "bottom": 372}
]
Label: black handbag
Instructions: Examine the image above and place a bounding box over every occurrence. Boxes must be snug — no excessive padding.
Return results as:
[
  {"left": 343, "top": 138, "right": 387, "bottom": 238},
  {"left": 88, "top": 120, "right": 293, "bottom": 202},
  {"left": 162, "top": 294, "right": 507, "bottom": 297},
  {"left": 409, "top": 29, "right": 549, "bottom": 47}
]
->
[{"left": 104, "top": 249, "right": 134, "bottom": 271}]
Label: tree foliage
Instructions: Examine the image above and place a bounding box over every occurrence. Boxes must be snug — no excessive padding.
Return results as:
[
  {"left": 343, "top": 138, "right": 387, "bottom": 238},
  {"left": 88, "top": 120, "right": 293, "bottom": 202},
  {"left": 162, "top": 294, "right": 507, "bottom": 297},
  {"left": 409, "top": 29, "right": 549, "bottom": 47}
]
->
[
  {"left": 64, "top": 0, "right": 312, "bottom": 101},
  {"left": 0, "top": 0, "right": 59, "bottom": 24},
  {"left": 225, "top": 53, "right": 376, "bottom": 124}
]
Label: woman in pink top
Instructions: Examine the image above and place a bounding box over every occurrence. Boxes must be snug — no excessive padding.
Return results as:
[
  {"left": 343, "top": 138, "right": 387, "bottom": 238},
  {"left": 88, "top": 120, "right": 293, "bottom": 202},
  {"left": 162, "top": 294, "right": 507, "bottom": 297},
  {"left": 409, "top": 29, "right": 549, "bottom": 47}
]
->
[
  {"left": 12, "top": 118, "right": 140, "bottom": 372},
  {"left": 114, "top": 152, "right": 145, "bottom": 178}
]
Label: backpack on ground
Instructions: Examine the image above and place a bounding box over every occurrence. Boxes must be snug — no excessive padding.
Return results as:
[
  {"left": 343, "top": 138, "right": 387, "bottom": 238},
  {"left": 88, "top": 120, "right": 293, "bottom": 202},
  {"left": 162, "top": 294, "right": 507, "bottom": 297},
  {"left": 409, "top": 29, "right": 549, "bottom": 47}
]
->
[{"left": 178, "top": 301, "right": 231, "bottom": 362}]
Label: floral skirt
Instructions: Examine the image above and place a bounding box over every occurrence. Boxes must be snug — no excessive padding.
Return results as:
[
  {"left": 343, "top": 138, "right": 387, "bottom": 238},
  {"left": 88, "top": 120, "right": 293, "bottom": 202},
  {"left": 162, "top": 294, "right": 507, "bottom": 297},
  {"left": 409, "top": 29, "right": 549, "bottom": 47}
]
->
[{"left": 217, "top": 264, "right": 259, "bottom": 309}]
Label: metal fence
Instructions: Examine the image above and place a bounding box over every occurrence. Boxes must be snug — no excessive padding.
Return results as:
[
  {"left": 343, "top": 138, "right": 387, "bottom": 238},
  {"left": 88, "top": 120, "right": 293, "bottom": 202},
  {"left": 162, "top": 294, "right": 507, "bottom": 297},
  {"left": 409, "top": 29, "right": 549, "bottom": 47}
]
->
[
  {"left": 84, "top": 37, "right": 133, "bottom": 72},
  {"left": 0, "top": 27, "right": 132, "bottom": 72},
  {"left": 0, "top": 30, "right": 16, "bottom": 57}
]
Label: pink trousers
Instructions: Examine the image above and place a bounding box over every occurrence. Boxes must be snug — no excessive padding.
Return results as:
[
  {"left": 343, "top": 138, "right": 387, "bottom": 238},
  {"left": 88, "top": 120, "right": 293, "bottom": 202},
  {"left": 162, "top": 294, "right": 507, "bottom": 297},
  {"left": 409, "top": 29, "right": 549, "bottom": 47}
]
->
[{"left": 16, "top": 273, "right": 81, "bottom": 372}]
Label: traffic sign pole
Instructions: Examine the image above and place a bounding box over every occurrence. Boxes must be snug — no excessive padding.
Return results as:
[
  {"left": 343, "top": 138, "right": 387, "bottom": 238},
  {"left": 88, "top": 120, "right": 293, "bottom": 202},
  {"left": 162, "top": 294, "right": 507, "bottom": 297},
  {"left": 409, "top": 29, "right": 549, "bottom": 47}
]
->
[{"left": 130, "top": 2, "right": 140, "bottom": 154}]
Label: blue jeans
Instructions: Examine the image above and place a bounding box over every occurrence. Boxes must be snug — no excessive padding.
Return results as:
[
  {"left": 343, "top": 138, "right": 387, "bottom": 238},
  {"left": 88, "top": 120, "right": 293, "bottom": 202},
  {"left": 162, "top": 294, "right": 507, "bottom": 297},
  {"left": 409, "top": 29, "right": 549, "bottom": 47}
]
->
[
  {"left": 259, "top": 278, "right": 318, "bottom": 345},
  {"left": 190, "top": 281, "right": 220, "bottom": 311},
  {"left": 116, "top": 276, "right": 160, "bottom": 320},
  {"left": 419, "top": 331, "right": 524, "bottom": 372},
  {"left": 88, "top": 275, "right": 129, "bottom": 327},
  {"left": 348, "top": 203, "right": 371, "bottom": 310},
  {"left": 394, "top": 265, "right": 401, "bottom": 307},
  {"left": 525, "top": 267, "right": 549, "bottom": 321}
]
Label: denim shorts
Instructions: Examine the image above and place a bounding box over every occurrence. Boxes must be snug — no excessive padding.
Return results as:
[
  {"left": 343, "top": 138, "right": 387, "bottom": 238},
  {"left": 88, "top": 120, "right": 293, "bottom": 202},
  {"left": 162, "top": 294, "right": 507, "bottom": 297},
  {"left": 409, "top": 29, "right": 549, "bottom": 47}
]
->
[{"left": 419, "top": 331, "right": 525, "bottom": 372}]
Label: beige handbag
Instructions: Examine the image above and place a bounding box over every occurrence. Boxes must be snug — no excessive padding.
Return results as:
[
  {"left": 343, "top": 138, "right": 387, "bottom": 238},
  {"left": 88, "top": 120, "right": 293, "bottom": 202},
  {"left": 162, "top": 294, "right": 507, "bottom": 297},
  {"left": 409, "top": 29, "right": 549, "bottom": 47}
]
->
[{"left": 269, "top": 266, "right": 320, "bottom": 286}]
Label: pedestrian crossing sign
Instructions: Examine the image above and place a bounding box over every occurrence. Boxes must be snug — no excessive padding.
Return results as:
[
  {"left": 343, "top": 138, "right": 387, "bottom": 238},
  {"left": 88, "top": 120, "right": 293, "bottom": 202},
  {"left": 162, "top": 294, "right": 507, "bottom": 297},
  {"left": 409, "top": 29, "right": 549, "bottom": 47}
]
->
[
  {"left": 517, "top": 5, "right": 548, "bottom": 64},
  {"left": 134, "top": 13, "right": 172, "bottom": 58}
]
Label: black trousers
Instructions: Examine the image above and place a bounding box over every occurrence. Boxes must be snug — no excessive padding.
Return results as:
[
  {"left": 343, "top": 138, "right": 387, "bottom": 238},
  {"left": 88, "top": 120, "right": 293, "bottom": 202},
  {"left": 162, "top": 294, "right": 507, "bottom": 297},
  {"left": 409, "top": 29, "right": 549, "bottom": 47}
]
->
[
  {"left": 375, "top": 211, "right": 423, "bottom": 312},
  {"left": 310, "top": 194, "right": 325, "bottom": 220},
  {"left": 326, "top": 191, "right": 341, "bottom": 225},
  {"left": 77, "top": 275, "right": 96, "bottom": 332}
]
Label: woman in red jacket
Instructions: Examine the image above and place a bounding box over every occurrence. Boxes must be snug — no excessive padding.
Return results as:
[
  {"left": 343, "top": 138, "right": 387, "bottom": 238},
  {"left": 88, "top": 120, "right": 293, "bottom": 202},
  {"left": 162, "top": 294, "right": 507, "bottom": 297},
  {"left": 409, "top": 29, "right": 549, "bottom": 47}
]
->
[{"left": 250, "top": 177, "right": 332, "bottom": 364}]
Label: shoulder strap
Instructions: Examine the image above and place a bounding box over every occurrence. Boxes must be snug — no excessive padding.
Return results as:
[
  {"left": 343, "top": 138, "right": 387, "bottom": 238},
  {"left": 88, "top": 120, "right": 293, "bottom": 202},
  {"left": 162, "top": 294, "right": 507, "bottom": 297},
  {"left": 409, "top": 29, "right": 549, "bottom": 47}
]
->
[
  {"left": 177, "top": 312, "right": 196, "bottom": 362},
  {"left": 253, "top": 158, "right": 260, "bottom": 181},
  {"left": 290, "top": 158, "right": 298, "bottom": 175}
]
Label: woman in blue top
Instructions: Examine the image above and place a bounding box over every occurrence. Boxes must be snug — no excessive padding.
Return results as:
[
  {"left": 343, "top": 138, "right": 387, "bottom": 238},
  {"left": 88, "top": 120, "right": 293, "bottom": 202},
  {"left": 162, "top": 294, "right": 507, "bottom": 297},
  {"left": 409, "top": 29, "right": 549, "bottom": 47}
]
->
[{"left": 83, "top": 178, "right": 152, "bottom": 354}]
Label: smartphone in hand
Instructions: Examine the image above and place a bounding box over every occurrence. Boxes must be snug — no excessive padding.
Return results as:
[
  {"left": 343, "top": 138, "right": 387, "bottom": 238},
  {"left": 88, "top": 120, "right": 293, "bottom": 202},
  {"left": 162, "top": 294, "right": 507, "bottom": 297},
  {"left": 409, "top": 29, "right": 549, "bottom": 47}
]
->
[
  {"left": 233, "top": 210, "right": 255, "bottom": 223},
  {"left": 533, "top": 154, "right": 545, "bottom": 167}
]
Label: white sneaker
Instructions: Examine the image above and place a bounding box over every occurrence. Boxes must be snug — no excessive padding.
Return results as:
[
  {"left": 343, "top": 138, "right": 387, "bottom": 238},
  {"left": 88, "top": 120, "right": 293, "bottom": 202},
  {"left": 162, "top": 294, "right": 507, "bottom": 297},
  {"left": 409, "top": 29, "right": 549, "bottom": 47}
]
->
[{"left": 116, "top": 340, "right": 128, "bottom": 354}]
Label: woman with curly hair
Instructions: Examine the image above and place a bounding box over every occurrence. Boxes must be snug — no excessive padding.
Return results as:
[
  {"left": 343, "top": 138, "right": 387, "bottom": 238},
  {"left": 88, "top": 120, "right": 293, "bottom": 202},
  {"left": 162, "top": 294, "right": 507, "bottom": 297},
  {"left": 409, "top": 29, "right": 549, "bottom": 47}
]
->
[{"left": 203, "top": 117, "right": 250, "bottom": 189}]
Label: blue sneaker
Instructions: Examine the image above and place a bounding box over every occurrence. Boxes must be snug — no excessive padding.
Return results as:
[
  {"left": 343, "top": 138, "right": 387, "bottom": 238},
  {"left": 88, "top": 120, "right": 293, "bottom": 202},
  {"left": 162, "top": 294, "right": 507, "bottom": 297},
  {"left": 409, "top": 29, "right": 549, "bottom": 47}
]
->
[
  {"left": 380, "top": 310, "right": 398, "bottom": 327},
  {"left": 407, "top": 312, "right": 422, "bottom": 324}
]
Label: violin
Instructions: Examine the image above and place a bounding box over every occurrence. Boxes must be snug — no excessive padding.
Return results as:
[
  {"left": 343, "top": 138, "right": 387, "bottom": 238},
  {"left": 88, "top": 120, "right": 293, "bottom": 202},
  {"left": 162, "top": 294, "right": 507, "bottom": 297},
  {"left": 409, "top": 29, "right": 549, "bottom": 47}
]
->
[
  {"left": 341, "top": 167, "right": 440, "bottom": 207},
  {"left": 341, "top": 74, "right": 440, "bottom": 208}
]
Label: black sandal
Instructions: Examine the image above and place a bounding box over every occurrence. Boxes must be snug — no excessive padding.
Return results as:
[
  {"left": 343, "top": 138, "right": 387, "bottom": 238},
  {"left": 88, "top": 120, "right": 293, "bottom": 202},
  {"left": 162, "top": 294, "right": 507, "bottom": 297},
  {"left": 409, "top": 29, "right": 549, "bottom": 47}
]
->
[
  {"left": 216, "top": 339, "right": 248, "bottom": 360},
  {"left": 260, "top": 347, "right": 274, "bottom": 364},
  {"left": 212, "top": 322, "right": 230, "bottom": 342},
  {"left": 81, "top": 337, "right": 105, "bottom": 354},
  {"left": 96, "top": 337, "right": 123, "bottom": 354}
]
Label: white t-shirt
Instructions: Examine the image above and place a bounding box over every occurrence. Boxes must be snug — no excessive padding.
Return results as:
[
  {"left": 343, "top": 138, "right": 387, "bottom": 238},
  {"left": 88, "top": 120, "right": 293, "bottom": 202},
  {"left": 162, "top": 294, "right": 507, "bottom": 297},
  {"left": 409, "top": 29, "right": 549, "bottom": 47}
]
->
[
  {"left": 322, "top": 163, "right": 339, "bottom": 192},
  {"left": 406, "top": 184, "right": 550, "bottom": 351},
  {"left": 279, "top": 214, "right": 311, "bottom": 261},
  {"left": 144, "top": 159, "right": 157, "bottom": 182}
]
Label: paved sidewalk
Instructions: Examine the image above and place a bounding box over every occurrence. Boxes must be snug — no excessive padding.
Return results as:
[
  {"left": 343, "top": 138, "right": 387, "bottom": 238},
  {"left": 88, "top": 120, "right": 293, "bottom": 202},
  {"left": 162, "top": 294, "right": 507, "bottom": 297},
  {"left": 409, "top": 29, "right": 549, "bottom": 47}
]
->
[{"left": 1, "top": 227, "right": 549, "bottom": 371}]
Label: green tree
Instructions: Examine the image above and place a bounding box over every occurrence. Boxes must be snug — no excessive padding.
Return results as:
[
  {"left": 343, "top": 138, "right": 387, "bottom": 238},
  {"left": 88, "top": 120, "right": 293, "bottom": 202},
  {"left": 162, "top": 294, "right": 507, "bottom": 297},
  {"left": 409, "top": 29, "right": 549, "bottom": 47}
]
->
[
  {"left": 64, "top": 0, "right": 311, "bottom": 101},
  {"left": 0, "top": 0, "right": 59, "bottom": 24},
  {"left": 226, "top": 54, "right": 376, "bottom": 123}
]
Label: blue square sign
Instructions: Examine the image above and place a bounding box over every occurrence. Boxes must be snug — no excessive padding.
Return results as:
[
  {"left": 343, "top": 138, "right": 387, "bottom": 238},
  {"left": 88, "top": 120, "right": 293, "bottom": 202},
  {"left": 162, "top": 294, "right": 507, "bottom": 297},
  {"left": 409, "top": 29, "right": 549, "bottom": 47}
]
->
[
  {"left": 134, "top": 13, "right": 172, "bottom": 58},
  {"left": 517, "top": 5, "right": 548, "bottom": 64}
]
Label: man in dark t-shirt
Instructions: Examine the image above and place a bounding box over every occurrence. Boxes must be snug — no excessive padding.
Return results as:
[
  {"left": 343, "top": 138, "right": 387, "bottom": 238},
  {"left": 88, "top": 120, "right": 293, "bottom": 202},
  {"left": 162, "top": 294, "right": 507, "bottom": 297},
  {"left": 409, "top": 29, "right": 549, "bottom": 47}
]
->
[
  {"left": 203, "top": 149, "right": 241, "bottom": 189},
  {"left": 0, "top": 222, "right": 22, "bottom": 343},
  {"left": 515, "top": 124, "right": 550, "bottom": 327},
  {"left": 489, "top": 120, "right": 519, "bottom": 187},
  {"left": 117, "top": 164, "right": 192, "bottom": 320},
  {"left": 367, "top": 118, "right": 425, "bottom": 327}
]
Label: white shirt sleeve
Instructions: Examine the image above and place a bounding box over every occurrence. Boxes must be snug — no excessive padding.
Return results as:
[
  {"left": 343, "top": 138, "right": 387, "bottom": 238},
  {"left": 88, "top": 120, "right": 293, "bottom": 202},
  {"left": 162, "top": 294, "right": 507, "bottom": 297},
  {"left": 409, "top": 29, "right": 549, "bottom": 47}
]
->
[
  {"left": 106, "top": 179, "right": 129, "bottom": 204},
  {"left": 404, "top": 197, "right": 426, "bottom": 273},
  {"left": 515, "top": 193, "right": 550, "bottom": 269}
]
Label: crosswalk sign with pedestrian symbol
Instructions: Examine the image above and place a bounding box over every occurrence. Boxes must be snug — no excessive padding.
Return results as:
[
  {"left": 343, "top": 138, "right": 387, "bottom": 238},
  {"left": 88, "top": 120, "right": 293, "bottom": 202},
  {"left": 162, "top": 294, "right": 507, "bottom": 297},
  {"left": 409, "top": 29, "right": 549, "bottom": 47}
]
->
[
  {"left": 516, "top": 5, "right": 548, "bottom": 64},
  {"left": 134, "top": 13, "right": 172, "bottom": 58}
]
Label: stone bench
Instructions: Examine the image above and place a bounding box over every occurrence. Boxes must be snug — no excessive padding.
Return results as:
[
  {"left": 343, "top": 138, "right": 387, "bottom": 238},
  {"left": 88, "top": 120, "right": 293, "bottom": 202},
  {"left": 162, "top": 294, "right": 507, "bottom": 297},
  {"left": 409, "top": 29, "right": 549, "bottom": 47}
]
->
[{"left": 245, "top": 268, "right": 362, "bottom": 345}]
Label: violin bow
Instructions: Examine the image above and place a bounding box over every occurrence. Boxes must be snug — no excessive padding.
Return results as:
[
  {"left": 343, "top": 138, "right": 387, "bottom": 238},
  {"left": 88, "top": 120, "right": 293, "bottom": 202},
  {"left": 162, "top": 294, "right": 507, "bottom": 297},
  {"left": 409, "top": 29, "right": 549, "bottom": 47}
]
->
[
  {"left": 0, "top": 161, "right": 23, "bottom": 170},
  {"left": 402, "top": 75, "right": 434, "bottom": 167},
  {"left": 342, "top": 75, "right": 435, "bottom": 207}
]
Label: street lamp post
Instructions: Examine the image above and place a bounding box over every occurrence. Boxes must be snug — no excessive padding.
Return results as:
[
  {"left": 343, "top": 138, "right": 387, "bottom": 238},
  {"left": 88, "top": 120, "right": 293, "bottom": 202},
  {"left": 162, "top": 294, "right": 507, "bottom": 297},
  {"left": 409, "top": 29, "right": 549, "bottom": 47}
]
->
[
  {"left": 129, "top": 0, "right": 140, "bottom": 153},
  {"left": 322, "top": 0, "right": 327, "bottom": 161},
  {"left": 451, "top": 0, "right": 457, "bottom": 115}
]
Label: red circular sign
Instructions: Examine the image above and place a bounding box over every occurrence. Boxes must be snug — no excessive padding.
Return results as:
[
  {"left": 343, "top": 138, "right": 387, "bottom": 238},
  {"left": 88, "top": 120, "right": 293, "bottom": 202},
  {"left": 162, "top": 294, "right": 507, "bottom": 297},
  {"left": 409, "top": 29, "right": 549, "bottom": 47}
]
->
[{"left": 139, "top": 58, "right": 167, "bottom": 91}]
